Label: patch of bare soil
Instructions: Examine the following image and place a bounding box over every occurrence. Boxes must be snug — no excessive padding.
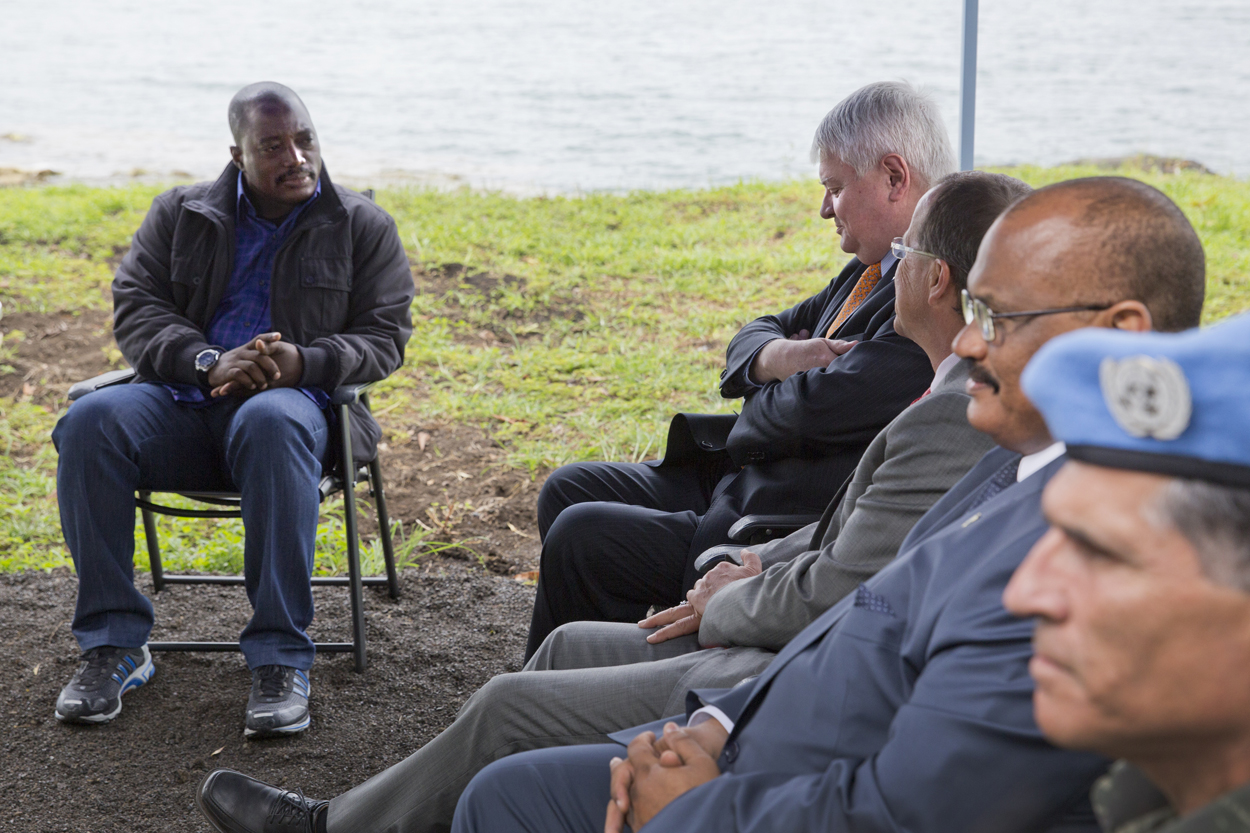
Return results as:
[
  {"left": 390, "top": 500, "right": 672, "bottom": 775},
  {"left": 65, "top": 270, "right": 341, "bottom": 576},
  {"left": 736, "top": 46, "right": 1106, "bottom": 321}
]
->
[
  {"left": 374, "top": 421, "right": 544, "bottom": 576},
  {"left": 0, "top": 309, "right": 117, "bottom": 408},
  {"left": 0, "top": 564, "right": 534, "bottom": 833},
  {"left": 0, "top": 309, "right": 551, "bottom": 832},
  {"left": 415, "top": 262, "right": 587, "bottom": 343}
]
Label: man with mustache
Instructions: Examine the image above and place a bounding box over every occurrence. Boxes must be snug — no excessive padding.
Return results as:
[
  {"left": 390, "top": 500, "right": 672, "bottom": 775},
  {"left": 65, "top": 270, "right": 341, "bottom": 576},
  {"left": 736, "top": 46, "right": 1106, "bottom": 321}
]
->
[
  {"left": 443, "top": 176, "right": 1206, "bottom": 833},
  {"left": 1005, "top": 313, "right": 1250, "bottom": 832},
  {"left": 50, "top": 82, "right": 414, "bottom": 737}
]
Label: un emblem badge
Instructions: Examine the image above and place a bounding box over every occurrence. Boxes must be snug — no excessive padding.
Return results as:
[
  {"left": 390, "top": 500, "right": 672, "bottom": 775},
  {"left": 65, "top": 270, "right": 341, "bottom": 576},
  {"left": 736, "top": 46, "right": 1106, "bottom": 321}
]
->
[{"left": 1098, "top": 355, "right": 1192, "bottom": 440}]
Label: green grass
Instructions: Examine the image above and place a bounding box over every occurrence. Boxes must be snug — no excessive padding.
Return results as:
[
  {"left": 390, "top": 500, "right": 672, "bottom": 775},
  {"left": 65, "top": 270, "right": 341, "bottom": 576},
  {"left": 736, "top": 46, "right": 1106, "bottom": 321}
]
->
[{"left": 2, "top": 166, "right": 1248, "bottom": 574}]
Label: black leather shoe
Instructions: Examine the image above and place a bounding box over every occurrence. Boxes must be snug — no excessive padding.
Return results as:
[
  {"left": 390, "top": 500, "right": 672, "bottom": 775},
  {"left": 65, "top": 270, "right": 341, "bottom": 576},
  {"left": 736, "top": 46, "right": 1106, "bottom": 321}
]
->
[{"left": 196, "top": 769, "right": 327, "bottom": 833}]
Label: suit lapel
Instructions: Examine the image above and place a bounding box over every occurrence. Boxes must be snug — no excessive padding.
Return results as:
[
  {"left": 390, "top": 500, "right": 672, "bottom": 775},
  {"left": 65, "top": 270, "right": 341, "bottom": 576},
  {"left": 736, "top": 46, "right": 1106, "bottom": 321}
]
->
[{"left": 730, "top": 447, "right": 1040, "bottom": 737}]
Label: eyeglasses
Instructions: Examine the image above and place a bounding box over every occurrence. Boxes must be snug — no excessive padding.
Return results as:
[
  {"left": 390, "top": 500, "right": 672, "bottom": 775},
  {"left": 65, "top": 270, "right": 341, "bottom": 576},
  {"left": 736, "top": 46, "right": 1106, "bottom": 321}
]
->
[
  {"left": 960, "top": 289, "right": 1112, "bottom": 342},
  {"left": 890, "top": 237, "right": 939, "bottom": 262}
]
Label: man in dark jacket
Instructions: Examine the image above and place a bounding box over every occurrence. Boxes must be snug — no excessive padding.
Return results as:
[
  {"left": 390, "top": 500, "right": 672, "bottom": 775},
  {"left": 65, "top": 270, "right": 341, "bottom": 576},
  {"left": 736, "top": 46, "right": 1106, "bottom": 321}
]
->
[
  {"left": 50, "top": 82, "right": 414, "bottom": 737},
  {"left": 525, "top": 82, "right": 949, "bottom": 657}
]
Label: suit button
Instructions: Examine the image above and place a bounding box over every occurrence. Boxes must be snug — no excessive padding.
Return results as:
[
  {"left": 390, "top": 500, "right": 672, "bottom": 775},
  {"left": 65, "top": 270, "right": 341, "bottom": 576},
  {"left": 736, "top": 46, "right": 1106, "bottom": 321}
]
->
[
  {"left": 700, "top": 440, "right": 714, "bottom": 449},
  {"left": 723, "top": 741, "right": 739, "bottom": 763}
]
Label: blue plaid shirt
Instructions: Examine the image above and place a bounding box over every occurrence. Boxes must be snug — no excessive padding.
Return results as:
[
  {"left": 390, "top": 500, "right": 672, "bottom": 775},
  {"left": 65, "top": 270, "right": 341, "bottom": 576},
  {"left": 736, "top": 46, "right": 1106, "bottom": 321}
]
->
[{"left": 165, "top": 173, "right": 329, "bottom": 410}]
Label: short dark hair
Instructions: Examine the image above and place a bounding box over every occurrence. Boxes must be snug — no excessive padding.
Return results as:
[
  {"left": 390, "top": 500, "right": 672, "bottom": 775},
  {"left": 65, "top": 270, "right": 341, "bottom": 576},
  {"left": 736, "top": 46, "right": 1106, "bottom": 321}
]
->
[
  {"left": 1158, "top": 478, "right": 1250, "bottom": 591},
  {"left": 228, "top": 82, "right": 309, "bottom": 145},
  {"left": 916, "top": 171, "right": 1032, "bottom": 292},
  {"left": 1007, "top": 177, "right": 1206, "bottom": 332}
]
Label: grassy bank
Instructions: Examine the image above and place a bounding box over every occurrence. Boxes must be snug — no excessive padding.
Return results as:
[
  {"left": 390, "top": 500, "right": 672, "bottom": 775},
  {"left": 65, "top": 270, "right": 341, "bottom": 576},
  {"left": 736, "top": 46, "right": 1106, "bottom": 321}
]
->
[{"left": 1, "top": 165, "right": 1248, "bottom": 574}]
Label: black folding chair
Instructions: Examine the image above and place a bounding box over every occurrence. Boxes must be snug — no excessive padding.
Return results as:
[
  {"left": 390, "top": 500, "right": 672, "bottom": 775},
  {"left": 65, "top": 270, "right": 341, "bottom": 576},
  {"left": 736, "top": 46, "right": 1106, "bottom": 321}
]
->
[{"left": 66, "top": 369, "right": 400, "bottom": 673}]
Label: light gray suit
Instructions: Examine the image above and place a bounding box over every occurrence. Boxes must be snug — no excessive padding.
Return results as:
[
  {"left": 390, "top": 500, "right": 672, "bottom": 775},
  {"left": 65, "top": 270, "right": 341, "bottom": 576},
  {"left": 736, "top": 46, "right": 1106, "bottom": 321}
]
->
[{"left": 326, "top": 360, "right": 995, "bottom": 833}]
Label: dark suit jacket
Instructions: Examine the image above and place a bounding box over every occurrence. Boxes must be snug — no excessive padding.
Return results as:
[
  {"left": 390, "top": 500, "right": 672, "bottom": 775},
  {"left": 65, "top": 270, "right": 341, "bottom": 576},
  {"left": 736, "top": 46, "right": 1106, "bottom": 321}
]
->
[
  {"left": 613, "top": 448, "right": 1111, "bottom": 833},
  {"left": 660, "top": 258, "right": 932, "bottom": 574}
]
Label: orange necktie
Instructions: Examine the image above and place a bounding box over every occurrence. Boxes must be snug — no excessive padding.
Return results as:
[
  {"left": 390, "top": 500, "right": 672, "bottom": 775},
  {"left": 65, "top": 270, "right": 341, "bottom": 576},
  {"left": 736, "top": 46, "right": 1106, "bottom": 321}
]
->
[{"left": 826, "top": 261, "right": 882, "bottom": 337}]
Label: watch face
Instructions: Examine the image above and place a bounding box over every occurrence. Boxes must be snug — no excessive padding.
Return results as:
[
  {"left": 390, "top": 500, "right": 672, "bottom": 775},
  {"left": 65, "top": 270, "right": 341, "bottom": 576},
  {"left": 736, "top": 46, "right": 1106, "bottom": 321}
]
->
[{"left": 196, "top": 349, "right": 221, "bottom": 371}]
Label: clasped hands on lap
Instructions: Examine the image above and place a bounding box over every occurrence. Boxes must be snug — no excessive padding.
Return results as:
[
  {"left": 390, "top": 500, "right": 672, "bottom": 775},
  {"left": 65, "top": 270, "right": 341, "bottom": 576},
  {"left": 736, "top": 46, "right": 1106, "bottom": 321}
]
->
[
  {"left": 605, "top": 720, "right": 727, "bottom": 833},
  {"left": 748, "top": 330, "right": 857, "bottom": 384},
  {"left": 207, "top": 332, "right": 303, "bottom": 397},
  {"left": 639, "top": 550, "right": 763, "bottom": 643}
]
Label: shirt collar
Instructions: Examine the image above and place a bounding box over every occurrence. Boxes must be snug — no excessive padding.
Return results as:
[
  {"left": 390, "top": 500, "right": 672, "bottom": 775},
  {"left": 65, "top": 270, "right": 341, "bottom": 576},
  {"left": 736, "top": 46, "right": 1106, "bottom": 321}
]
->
[
  {"left": 236, "top": 170, "right": 322, "bottom": 224},
  {"left": 1018, "top": 441, "right": 1066, "bottom": 482},
  {"left": 929, "top": 352, "right": 961, "bottom": 391},
  {"left": 878, "top": 251, "right": 898, "bottom": 277}
]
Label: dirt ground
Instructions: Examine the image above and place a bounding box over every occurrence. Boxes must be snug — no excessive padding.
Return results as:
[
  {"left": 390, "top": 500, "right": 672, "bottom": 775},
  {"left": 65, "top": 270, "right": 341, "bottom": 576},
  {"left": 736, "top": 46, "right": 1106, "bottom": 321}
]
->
[
  {"left": 0, "top": 565, "right": 535, "bottom": 833},
  {"left": 0, "top": 306, "right": 554, "bottom": 832}
]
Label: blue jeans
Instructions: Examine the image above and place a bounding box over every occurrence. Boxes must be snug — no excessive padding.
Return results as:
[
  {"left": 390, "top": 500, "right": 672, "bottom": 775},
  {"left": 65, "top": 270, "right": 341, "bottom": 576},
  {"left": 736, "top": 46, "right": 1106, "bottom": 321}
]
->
[{"left": 52, "top": 383, "right": 330, "bottom": 670}]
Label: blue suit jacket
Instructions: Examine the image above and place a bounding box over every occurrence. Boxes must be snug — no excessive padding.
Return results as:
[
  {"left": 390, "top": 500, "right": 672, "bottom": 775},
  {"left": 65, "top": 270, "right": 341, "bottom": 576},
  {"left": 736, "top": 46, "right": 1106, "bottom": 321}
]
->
[{"left": 611, "top": 447, "right": 1110, "bottom": 833}]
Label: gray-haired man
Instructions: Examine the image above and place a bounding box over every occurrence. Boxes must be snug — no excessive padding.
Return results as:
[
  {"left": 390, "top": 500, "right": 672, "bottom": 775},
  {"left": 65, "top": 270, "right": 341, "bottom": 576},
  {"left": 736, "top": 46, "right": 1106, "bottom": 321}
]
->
[
  {"left": 194, "top": 169, "right": 1030, "bottom": 833},
  {"left": 526, "top": 81, "right": 955, "bottom": 657}
]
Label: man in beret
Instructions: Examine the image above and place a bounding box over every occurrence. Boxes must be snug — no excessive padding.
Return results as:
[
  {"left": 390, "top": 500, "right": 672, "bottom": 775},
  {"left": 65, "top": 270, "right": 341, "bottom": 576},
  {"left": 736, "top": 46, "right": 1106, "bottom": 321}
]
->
[
  {"left": 51, "top": 82, "right": 414, "bottom": 737},
  {"left": 1006, "top": 312, "right": 1250, "bottom": 832}
]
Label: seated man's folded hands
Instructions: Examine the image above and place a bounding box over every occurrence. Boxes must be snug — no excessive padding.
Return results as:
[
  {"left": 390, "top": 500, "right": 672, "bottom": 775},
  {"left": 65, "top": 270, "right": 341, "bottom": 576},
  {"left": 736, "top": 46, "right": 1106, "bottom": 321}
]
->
[
  {"left": 207, "top": 332, "right": 302, "bottom": 398},
  {"left": 606, "top": 722, "right": 726, "bottom": 833}
]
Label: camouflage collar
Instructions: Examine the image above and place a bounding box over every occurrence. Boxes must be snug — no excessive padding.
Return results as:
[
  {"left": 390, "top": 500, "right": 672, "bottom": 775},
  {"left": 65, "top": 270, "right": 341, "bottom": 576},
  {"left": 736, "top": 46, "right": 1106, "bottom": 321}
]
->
[{"left": 1095, "top": 761, "right": 1250, "bottom": 833}]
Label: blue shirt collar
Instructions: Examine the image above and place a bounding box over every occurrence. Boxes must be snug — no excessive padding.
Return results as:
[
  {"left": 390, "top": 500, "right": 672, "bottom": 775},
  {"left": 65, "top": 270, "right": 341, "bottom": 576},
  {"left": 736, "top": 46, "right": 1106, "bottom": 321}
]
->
[{"left": 236, "top": 169, "right": 322, "bottom": 226}]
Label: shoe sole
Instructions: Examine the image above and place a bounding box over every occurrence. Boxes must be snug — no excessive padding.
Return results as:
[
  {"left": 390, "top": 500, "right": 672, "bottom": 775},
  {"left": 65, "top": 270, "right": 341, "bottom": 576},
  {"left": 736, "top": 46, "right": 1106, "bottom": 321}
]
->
[
  {"left": 243, "top": 714, "right": 311, "bottom": 738},
  {"left": 54, "top": 647, "right": 155, "bottom": 724}
]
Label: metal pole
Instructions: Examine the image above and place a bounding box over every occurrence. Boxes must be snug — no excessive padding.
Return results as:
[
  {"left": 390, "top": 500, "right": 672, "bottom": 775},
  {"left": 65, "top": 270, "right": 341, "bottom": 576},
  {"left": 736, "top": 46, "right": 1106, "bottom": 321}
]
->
[{"left": 958, "top": 0, "right": 979, "bottom": 171}]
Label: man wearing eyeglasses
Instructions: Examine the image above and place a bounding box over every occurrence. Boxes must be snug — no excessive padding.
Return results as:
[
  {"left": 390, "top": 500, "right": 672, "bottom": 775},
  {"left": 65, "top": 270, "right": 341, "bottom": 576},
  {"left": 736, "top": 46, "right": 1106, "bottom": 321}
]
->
[{"left": 952, "top": 177, "right": 1204, "bottom": 458}]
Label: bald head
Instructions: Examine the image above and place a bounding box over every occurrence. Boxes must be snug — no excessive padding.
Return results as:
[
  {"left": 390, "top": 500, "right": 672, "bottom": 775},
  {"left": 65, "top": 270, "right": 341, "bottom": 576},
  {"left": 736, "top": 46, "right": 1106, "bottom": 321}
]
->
[
  {"left": 228, "top": 82, "right": 312, "bottom": 145},
  {"left": 227, "top": 82, "right": 321, "bottom": 220},
  {"left": 998, "top": 177, "right": 1205, "bottom": 332}
]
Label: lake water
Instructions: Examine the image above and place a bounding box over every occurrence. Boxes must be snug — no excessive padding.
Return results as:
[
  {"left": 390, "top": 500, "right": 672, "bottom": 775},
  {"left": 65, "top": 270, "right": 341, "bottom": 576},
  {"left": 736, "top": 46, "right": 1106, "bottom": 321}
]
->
[{"left": 2, "top": 0, "right": 1248, "bottom": 192}]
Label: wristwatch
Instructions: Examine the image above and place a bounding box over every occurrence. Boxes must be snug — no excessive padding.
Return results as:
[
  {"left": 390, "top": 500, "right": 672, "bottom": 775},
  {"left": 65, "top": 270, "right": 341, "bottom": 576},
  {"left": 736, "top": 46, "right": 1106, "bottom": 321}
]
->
[{"left": 194, "top": 347, "right": 224, "bottom": 389}]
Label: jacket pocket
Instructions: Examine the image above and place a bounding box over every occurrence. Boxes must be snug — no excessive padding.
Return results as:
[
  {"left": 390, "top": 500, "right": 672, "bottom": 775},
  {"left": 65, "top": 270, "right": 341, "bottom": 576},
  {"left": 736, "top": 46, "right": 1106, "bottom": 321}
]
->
[
  {"left": 301, "top": 256, "right": 353, "bottom": 290},
  {"left": 170, "top": 255, "right": 204, "bottom": 287},
  {"left": 300, "top": 256, "right": 353, "bottom": 332}
]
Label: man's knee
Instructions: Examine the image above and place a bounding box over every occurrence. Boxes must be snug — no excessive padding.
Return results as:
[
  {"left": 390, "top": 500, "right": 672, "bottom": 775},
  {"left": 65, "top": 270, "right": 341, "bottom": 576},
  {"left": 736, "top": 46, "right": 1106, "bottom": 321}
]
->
[
  {"left": 228, "top": 391, "right": 326, "bottom": 454},
  {"left": 525, "top": 621, "right": 604, "bottom": 671},
  {"left": 456, "top": 671, "right": 536, "bottom": 724},
  {"left": 537, "top": 462, "right": 598, "bottom": 535},
  {"left": 53, "top": 391, "right": 129, "bottom": 454},
  {"left": 539, "top": 501, "right": 619, "bottom": 573}
]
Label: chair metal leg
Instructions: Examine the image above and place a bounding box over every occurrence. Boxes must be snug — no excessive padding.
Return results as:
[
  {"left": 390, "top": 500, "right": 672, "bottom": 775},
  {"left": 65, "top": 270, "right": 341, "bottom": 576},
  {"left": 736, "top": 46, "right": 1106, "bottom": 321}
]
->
[
  {"left": 360, "top": 391, "right": 400, "bottom": 600},
  {"left": 139, "top": 493, "right": 165, "bottom": 593},
  {"left": 340, "top": 405, "right": 367, "bottom": 673},
  {"left": 369, "top": 456, "right": 401, "bottom": 599}
]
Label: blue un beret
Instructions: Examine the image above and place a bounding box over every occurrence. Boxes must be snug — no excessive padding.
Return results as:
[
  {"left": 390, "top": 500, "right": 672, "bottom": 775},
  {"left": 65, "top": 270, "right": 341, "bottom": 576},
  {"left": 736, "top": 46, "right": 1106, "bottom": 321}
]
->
[{"left": 1021, "top": 313, "right": 1250, "bottom": 488}]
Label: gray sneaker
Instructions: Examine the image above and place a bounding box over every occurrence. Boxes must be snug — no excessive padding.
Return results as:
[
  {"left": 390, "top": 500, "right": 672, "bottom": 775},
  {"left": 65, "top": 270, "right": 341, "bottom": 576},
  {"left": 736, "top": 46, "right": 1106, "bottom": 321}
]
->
[
  {"left": 55, "top": 644, "right": 154, "bottom": 724},
  {"left": 244, "top": 665, "right": 310, "bottom": 738}
]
